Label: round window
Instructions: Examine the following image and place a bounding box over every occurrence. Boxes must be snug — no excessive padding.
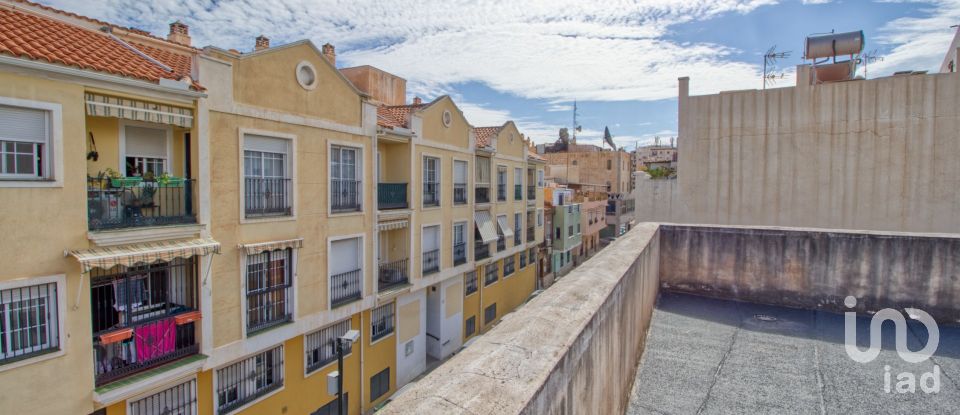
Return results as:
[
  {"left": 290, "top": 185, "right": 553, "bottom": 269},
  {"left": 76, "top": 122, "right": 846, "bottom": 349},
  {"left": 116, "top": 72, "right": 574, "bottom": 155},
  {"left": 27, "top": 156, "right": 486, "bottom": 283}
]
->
[
  {"left": 296, "top": 61, "right": 317, "bottom": 90},
  {"left": 442, "top": 110, "right": 452, "bottom": 127}
]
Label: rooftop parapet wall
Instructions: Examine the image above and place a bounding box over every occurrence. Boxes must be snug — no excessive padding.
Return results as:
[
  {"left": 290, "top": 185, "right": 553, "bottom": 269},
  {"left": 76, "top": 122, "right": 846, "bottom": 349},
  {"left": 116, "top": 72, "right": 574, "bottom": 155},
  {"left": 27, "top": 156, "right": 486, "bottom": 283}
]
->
[
  {"left": 380, "top": 223, "right": 661, "bottom": 414},
  {"left": 659, "top": 224, "right": 960, "bottom": 322}
]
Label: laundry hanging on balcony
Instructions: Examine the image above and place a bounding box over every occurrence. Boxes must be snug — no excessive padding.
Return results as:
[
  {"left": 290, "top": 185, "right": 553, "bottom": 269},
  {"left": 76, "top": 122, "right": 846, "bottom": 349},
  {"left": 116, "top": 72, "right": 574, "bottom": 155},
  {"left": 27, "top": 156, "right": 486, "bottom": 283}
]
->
[
  {"left": 239, "top": 238, "right": 304, "bottom": 255},
  {"left": 474, "top": 210, "right": 498, "bottom": 243},
  {"left": 69, "top": 237, "right": 220, "bottom": 272},
  {"left": 85, "top": 93, "right": 194, "bottom": 128}
]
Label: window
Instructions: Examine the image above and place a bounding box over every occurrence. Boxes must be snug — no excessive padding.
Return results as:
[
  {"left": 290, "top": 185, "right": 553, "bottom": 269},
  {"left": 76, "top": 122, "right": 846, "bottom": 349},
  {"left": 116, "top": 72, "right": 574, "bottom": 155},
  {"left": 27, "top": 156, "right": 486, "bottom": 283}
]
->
[
  {"left": 330, "top": 238, "right": 362, "bottom": 307},
  {"left": 371, "top": 303, "right": 395, "bottom": 341},
  {"left": 130, "top": 379, "right": 197, "bottom": 415},
  {"left": 484, "top": 263, "right": 498, "bottom": 286},
  {"left": 537, "top": 169, "right": 544, "bottom": 187},
  {"left": 496, "top": 166, "right": 507, "bottom": 201},
  {"left": 331, "top": 145, "right": 361, "bottom": 212},
  {"left": 453, "top": 222, "right": 467, "bottom": 265},
  {"left": 514, "top": 167, "right": 523, "bottom": 200},
  {"left": 519, "top": 251, "right": 527, "bottom": 268},
  {"left": 370, "top": 367, "right": 390, "bottom": 402},
  {"left": 514, "top": 212, "right": 522, "bottom": 246},
  {"left": 312, "top": 394, "right": 347, "bottom": 415},
  {"left": 504, "top": 256, "right": 515, "bottom": 277},
  {"left": 555, "top": 227, "right": 560, "bottom": 239},
  {"left": 528, "top": 248, "right": 536, "bottom": 265},
  {"left": 124, "top": 125, "right": 169, "bottom": 177},
  {"left": 537, "top": 209, "right": 544, "bottom": 227},
  {"left": 453, "top": 160, "right": 467, "bottom": 204},
  {"left": 305, "top": 319, "right": 352, "bottom": 373},
  {"left": 423, "top": 156, "right": 440, "bottom": 207},
  {"left": 572, "top": 160, "right": 577, "bottom": 166},
  {"left": 484, "top": 303, "right": 497, "bottom": 325},
  {"left": 577, "top": 223, "right": 581, "bottom": 233},
  {"left": 245, "top": 249, "right": 293, "bottom": 334},
  {"left": 465, "top": 316, "right": 476, "bottom": 337},
  {"left": 296, "top": 61, "right": 318, "bottom": 90},
  {"left": 422, "top": 225, "right": 440, "bottom": 274},
  {"left": 244, "top": 134, "right": 291, "bottom": 217},
  {"left": 0, "top": 281, "right": 60, "bottom": 363},
  {"left": 464, "top": 271, "right": 477, "bottom": 296},
  {"left": 568, "top": 226, "right": 573, "bottom": 237},
  {"left": 0, "top": 104, "right": 52, "bottom": 180},
  {"left": 216, "top": 346, "right": 284, "bottom": 414}
]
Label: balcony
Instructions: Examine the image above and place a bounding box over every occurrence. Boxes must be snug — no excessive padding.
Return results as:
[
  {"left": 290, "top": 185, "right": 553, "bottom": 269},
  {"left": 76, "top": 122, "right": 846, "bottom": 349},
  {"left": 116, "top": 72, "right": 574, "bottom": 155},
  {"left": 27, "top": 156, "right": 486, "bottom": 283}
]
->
[
  {"left": 87, "top": 177, "right": 197, "bottom": 231},
  {"left": 423, "top": 181, "right": 440, "bottom": 207},
  {"left": 378, "top": 258, "right": 409, "bottom": 292},
  {"left": 453, "top": 242, "right": 467, "bottom": 265},
  {"left": 527, "top": 227, "right": 535, "bottom": 242},
  {"left": 497, "top": 185, "right": 506, "bottom": 202},
  {"left": 332, "top": 179, "right": 362, "bottom": 212},
  {"left": 90, "top": 259, "right": 199, "bottom": 386},
  {"left": 514, "top": 185, "right": 523, "bottom": 201},
  {"left": 422, "top": 249, "right": 440, "bottom": 275},
  {"left": 378, "top": 183, "right": 408, "bottom": 210},
  {"left": 244, "top": 177, "right": 292, "bottom": 217},
  {"left": 527, "top": 185, "right": 536, "bottom": 200},
  {"left": 475, "top": 241, "right": 490, "bottom": 260},
  {"left": 454, "top": 183, "right": 468, "bottom": 205},
  {"left": 475, "top": 186, "right": 491, "bottom": 204},
  {"left": 330, "top": 269, "right": 362, "bottom": 307}
]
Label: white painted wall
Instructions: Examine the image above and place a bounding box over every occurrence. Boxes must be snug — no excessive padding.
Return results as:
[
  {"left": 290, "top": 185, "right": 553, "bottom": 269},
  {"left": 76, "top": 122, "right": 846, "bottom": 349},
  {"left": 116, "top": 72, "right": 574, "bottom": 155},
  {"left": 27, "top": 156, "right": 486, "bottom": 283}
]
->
[
  {"left": 395, "top": 290, "right": 426, "bottom": 387},
  {"left": 425, "top": 284, "right": 442, "bottom": 359},
  {"left": 439, "top": 277, "right": 464, "bottom": 359}
]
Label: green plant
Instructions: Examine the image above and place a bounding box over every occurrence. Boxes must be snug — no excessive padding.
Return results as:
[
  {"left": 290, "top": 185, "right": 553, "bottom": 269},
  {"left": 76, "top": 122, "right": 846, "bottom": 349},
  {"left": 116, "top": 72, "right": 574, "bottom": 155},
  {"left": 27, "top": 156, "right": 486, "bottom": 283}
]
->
[
  {"left": 646, "top": 167, "right": 674, "bottom": 179},
  {"left": 104, "top": 168, "right": 122, "bottom": 179}
]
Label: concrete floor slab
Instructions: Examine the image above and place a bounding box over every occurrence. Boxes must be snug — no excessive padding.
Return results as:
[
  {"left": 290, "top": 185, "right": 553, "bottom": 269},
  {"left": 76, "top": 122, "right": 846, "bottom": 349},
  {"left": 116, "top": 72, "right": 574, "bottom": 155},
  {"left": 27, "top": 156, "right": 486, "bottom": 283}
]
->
[{"left": 629, "top": 293, "right": 960, "bottom": 415}]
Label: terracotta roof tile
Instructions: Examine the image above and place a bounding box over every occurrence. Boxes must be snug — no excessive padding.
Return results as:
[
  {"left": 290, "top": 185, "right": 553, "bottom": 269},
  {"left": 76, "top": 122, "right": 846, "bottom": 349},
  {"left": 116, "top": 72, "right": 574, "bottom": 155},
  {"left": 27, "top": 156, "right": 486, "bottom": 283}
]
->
[
  {"left": 528, "top": 149, "right": 546, "bottom": 161},
  {"left": 474, "top": 126, "right": 501, "bottom": 148},
  {"left": 378, "top": 103, "right": 426, "bottom": 129},
  {"left": 0, "top": 4, "right": 200, "bottom": 89}
]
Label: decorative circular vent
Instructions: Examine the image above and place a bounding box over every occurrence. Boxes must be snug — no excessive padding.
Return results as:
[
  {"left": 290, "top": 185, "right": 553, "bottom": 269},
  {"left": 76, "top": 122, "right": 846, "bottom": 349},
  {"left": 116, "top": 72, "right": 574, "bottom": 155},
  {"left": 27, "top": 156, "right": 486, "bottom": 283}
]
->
[
  {"left": 442, "top": 110, "right": 452, "bottom": 127},
  {"left": 296, "top": 61, "right": 317, "bottom": 90}
]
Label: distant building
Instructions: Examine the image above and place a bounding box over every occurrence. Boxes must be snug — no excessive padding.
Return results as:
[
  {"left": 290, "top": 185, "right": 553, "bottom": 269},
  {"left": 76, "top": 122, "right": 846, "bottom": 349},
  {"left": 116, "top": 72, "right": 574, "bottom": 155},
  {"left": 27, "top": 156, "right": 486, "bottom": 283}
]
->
[{"left": 634, "top": 144, "right": 677, "bottom": 170}]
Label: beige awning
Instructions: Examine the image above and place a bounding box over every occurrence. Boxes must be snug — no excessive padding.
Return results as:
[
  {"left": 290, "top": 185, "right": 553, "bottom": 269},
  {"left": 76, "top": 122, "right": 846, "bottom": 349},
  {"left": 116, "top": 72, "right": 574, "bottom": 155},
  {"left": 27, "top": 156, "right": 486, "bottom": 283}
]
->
[
  {"left": 497, "top": 215, "right": 514, "bottom": 239},
  {"left": 70, "top": 237, "right": 220, "bottom": 272},
  {"left": 378, "top": 220, "right": 409, "bottom": 231},
  {"left": 474, "top": 211, "right": 498, "bottom": 243},
  {"left": 239, "top": 238, "right": 303, "bottom": 256},
  {"left": 85, "top": 93, "right": 194, "bottom": 128}
]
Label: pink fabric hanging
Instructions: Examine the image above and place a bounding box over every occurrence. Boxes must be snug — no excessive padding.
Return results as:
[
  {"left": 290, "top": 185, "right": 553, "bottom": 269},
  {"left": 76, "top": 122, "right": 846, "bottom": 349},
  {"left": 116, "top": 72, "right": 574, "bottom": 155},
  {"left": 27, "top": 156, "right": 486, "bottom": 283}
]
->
[{"left": 134, "top": 317, "right": 176, "bottom": 361}]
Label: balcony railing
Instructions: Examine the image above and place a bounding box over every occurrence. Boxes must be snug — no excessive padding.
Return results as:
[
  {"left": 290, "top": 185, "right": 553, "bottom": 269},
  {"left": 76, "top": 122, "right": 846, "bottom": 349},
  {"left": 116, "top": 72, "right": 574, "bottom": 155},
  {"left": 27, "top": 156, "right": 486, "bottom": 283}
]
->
[
  {"left": 497, "top": 185, "right": 506, "bottom": 201},
  {"left": 527, "top": 185, "right": 536, "bottom": 200},
  {"left": 330, "top": 269, "right": 362, "bottom": 307},
  {"left": 453, "top": 242, "right": 467, "bottom": 265},
  {"left": 475, "top": 241, "right": 490, "bottom": 260},
  {"left": 378, "top": 258, "right": 409, "bottom": 291},
  {"left": 378, "top": 183, "right": 408, "bottom": 210},
  {"left": 423, "top": 181, "right": 440, "bottom": 207},
  {"left": 244, "top": 177, "right": 292, "bottom": 217},
  {"left": 475, "top": 186, "right": 490, "bottom": 204},
  {"left": 454, "top": 183, "right": 467, "bottom": 204},
  {"left": 497, "top": 235, "right": 506, "bottom": 252},
  {"left": 527, "top": 227, "right": 535, "bottom": 242},
  {"left": 90, "top": 259, "right": 199, "bottom": 386},
  {"left": 422, "top": 249, "right": 440, "bottom": 275},
  {"left": 514, "top": 185, "right": 523, "bottom": 201},
  {"left": 87, "top": 177, "right": 197, "bottom": 231},
  {"left": 514, "top": 229, "right": 521, "bottom": 246},
  {"left": 332, "top": 179, "right": 362, "bottom": 212}
]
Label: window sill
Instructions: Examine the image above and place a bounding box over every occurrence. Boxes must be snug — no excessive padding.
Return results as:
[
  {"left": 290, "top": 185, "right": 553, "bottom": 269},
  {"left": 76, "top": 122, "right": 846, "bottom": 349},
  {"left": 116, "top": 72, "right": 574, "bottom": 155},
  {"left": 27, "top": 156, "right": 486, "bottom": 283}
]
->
[
  {"left": 246, "top": 317, "right": 293, "bottom": 338},
  {"left": 370, "top": 330, "right": 395, "bottom": 346},
  {"left": 0, "top": 177, "right": 62, "bottom": 188},
  {"left": 0, "top": 347, "right": 63, "bottom": 374}
]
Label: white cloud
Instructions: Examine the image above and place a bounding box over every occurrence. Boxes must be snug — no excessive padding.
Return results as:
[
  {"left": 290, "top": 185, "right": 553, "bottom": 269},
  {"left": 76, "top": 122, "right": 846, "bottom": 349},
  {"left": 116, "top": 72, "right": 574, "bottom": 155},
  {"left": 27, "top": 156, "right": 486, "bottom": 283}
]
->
[
  {"left": 868, "top": 0, "right": 960, "bottom": 75},
  {"left": 801, "top": 0, "right": 832, "bottom": 4}
]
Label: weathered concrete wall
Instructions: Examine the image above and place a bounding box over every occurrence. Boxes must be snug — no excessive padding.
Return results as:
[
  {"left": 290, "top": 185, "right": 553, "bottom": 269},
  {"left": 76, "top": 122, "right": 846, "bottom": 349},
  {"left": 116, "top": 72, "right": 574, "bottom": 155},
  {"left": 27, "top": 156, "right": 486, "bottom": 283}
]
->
[
  {"left": 380, "top": 223, "right": 661, "bottom": 414},
  {"left": 639, "top": 73, "right": 960, "bottom": 234},
  {"left": 659, "top": 225, "right": 960, "bottom": 322}
]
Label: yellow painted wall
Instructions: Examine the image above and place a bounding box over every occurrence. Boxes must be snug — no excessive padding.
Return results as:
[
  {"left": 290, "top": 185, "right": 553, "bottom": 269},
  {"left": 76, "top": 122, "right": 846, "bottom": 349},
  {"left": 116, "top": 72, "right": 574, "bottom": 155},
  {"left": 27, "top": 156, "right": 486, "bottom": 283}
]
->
[
  {"left": 362, "top": 307, "right": 397, "bottom": 409},
  {"left": 418, "top": 97, "right": 471, "bottom": 149},
  {"left": 466, "top": 252, "right": 536, "bottom": 338},
  {"left": 85, "top": 116, "right": 190, "bottom": 178}
]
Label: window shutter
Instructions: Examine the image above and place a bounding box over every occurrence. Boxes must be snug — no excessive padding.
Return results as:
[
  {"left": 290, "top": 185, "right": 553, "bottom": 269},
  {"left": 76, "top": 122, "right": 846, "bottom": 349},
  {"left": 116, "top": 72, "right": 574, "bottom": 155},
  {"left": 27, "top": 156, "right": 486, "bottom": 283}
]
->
[
  {"left": 125, "top": 125, "right": 167, "bottom": 158},
  {"left": 245, "top": 134, "right": 288, "bottom": 154},
  {"left": 424, "top": 226, "right": 440, "bottom": 251},
  {"left": 331, "top": 238, "right": 360, "bottom": 274},
  {"left": 0, "top": 105, "right": 48, "bottom": 143},
  {"left": 454, "top": 160, "right": 467, "bottom": 184}
]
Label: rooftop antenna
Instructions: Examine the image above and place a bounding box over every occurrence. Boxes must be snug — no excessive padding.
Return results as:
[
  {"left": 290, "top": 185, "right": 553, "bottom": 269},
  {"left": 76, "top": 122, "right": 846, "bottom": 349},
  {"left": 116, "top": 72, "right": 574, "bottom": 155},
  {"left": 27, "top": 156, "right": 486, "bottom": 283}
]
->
[
  {"left": 861, "top": 49, "right": 884, "bottom": 79},
  {"left": 572, "top": 100, "right": 582, "bottom": 144},
  {"left": 763, "top": 45, "right": 791, "bottom": 89}
]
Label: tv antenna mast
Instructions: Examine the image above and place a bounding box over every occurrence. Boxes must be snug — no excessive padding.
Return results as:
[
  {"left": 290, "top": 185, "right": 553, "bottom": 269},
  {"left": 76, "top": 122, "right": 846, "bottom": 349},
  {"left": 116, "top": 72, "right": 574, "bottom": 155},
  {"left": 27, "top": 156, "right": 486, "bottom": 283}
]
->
[
  {"left": 861, "top": 49, "right": 884, "bottom": 79},
  {"left": 763, "top": 45, "right": 791, "bottom": 89},
  {"left": 571, "top": 100, "right": 582, "bottom": 144}
]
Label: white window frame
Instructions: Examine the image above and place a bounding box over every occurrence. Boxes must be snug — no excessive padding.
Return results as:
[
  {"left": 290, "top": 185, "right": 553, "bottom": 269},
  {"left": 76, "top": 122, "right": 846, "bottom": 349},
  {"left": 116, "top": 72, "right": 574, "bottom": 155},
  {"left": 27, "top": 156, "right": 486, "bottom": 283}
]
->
[
  {"left": 239, "top": 129, "right": 297, "bottom": 223},
  {"left": 241, "top": 248, "right": 295, "bottom": 337},
  {"left": 453, "top": 158, "right": 468, "bottom": 205},
  {"left": 327, "top": 233, "right": 366, "bottom": 309},
  {"left": 537, "top": 169, "right": 544, "bottom": 187},
  {"left": 0, "top": 97, "right": 62, "bottom": 187},
  {"left": 119, "top": 120, "right": 173, "bottom": 177},
  {"left": 421, "top": 223, "right": 441, "bottom": 274},
  {"left": 453, "top": 221, "right": 467, "bottom": 263},
  {"left": 422, "top": 155, "right": 441, "bottom": 208},
  {"left": 0, "top": 275, "right": 66, "bottom": 372},
  {"left": 330, "top": 143, "right": 364, "bottom": 214}
]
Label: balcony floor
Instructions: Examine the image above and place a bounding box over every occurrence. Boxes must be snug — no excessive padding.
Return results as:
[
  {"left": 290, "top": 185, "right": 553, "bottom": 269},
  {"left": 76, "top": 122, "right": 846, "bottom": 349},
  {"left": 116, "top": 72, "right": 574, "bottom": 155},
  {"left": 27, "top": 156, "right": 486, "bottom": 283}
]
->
[{"left": 629, "top": 292, "right": 960, "bottom": 414}]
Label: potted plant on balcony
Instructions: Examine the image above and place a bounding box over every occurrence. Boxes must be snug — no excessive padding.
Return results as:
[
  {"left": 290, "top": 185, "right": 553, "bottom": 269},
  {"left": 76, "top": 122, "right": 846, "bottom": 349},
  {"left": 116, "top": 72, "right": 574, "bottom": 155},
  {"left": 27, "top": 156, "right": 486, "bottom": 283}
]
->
[
  {"left": 156, "top": 172, "right": 184, "bottom": 188},
  {"left": 99, "top": 327, "right": 133, "bottom": 344},
  {"left": 106, "top": 168, "right": 141, "bottom": 188}
]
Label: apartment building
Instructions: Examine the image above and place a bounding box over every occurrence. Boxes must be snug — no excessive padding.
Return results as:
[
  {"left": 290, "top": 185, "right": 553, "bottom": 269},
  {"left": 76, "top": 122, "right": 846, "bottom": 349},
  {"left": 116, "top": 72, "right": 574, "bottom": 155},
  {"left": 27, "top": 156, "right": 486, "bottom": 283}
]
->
[
  {"left": 578, "top": 195, "right": 607, "bottom": 258},
  {"left": 544, "top": 187, "right": 582, "bottom": 277}
]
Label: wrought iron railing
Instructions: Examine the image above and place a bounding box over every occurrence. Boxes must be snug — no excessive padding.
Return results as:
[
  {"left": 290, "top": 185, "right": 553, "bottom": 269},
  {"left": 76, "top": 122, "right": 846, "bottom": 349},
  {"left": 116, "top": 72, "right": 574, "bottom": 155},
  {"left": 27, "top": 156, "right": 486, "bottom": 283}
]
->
[
  {"left": 475, "top": 241, "right": 490, "bottom": 260},
  {"left": 244, "top": 177, "right": 292, "bottom": 217},
  {"left": 93, "top": 319, "right": 198, "bottom": 386},
  {"left": 497, "top": 235, "right": 506, "bottom": 251},
  {"left": 464, "top": 271, "right": 478, "bottom": 295},
  {"left": 514, "top": 184, "right": 523, "bottom": 201},
  {"left": 527, "top": 227, "right": 535, "bottom": 242},
  {"left": 378, "top": 258, "right": 409, "bottom": 291},
  {"left": 330, "top": 269, "right": 362, "bottom": 307},
  {"left": 475, "top": 186, "right": 490, "bottom": 204},
  {"left": 87, "top": 177, "right": 197, "bottom": 230},
  {"left": 377, "top": 183, "right": 407, "bottom": 210},
  {"left": 423, "top": 181, "right": 440, "bottom": 207},
  {"left": 422, "top": 249, "right": 440, "bottom": 275},
  {"left": 527, "top": 185, "right": 536, "bottom": 200},
  {"left": 453, "top": 242, "right": 467, "bottom": 265},
  {"left": 454, "top": 183, "right": 467, "bottom": 204},
  {"left": 332, "top": 179, "right": 362, "bottom": 212}
]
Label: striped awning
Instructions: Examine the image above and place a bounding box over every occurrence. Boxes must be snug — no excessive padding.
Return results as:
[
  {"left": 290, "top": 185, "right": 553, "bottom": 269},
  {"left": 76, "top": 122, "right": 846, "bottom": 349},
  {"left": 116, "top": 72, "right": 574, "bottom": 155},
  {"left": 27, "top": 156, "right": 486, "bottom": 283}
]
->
[
  {"left": 474, "top": 211, "right": 498, "bottom": 243},
  {"left": 70, "top": 237, "right": 220, "bottom": 272},
  {"left": 85, "top": 93, "right": 194, "bottom": 128},
  {"left": 497, "top": 215, "right": 514, "bottom": 239},
  {"left": 378, "top": 220, "right": 408, "bottom": 231},
  {"left": 239, "top": 238, "right": 304, "bottom": 255}
]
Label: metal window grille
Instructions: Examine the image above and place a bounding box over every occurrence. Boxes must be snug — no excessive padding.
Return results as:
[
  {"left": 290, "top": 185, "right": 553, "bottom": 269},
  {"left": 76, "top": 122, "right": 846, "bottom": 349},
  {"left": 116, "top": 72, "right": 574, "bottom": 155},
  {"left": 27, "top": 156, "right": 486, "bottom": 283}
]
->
[
  {"left": 484, "top": 303, "right": 497, "bottom": 325},
  {"left": 465, "top": 316, "right": 476, "bottom": 337},
  {"left": 331, "top": 146, "right": 361, "bottom": 212},
  {"left": 370, "top": 367, "right": 390, "bottom": 402},
  {"left": 245, "top": 249, "right": 293, "bottom": 333},
  {"left": 0, "top": 282, "right": 59, "bottom": 364},
  {"left": 371, "top": 303, "right": 395, "bottom": 341},
  {"left": 423, "top": 156, "right": 440, "bottom": 206},
  {"left": 464, "top": 271, "right": 477, "bottom": 296},
  {"left": 520, "top": 252, "right": 527, "bottom": 268},
  {"left": 305, "top": 319, "right": 352, "bottom": 373},
  {"left": 514, "top": 213, "right": 522, "bottom": 245},
  {"left": 216, "top": 346, "right": 284, "bottom": 414},
  {"left": 504, "top": 256, "right": 515, "bottom": 277},
  {"left": 129, "top": 379, "right": 197, "bottom": 415},
  {"left": 244, "top": 149, "right": 291, "bottom": 217}
]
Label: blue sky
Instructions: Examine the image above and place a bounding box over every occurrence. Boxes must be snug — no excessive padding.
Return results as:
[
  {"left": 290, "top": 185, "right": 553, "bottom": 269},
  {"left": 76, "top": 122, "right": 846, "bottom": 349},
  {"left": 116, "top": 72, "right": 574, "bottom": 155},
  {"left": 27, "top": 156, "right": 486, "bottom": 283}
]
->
[{"left": 44, "top": 0, "right": 959, "bottom": 148}]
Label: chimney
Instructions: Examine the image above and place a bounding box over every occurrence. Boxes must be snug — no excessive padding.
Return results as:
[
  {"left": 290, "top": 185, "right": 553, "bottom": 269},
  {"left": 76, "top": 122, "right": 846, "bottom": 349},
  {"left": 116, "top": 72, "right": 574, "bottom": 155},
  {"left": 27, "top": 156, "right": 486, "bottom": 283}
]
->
[
  {"left": 255, "top": 35, "right": 270, "bottom": 51},
  {"left": 322, "top": 43, "right": 336, "bottom": 66},
  {"left": 413, "top": 96, "right": 422, "bottom": 105},
  {"left": 167, "top": 21, "right": 191, "bottom": 46}
]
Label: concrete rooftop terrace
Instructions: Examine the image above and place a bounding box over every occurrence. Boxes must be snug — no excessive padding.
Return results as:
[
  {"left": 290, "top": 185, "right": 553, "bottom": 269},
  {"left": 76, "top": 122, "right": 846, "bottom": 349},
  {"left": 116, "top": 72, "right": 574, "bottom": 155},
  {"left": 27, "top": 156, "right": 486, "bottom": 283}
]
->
[{"left": 630, "top": 292, "right": 960, "bottom": 414}]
